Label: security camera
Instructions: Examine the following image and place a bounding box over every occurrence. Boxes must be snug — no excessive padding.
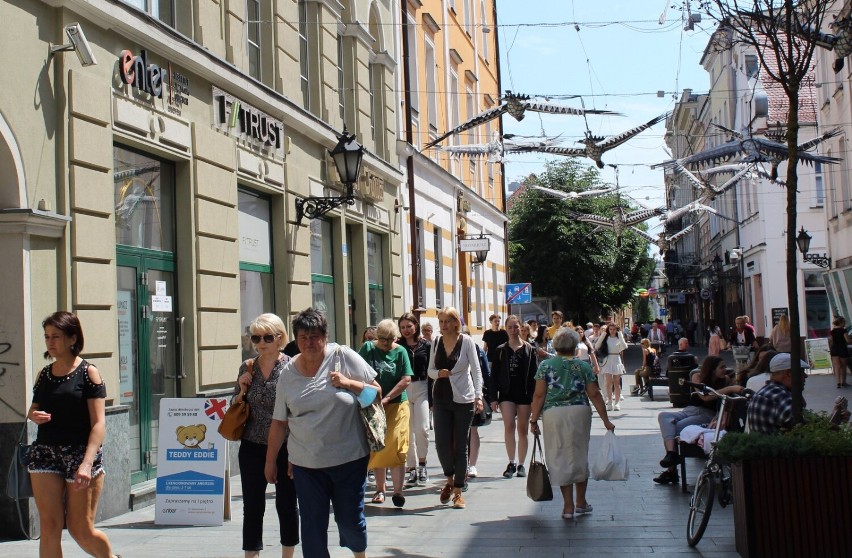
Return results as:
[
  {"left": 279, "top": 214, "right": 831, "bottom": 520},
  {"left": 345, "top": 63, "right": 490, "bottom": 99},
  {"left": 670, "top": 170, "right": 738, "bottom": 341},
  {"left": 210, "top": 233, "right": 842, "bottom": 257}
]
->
[{"left": 50, "top": 23, "right": 97, "bottom": 67}]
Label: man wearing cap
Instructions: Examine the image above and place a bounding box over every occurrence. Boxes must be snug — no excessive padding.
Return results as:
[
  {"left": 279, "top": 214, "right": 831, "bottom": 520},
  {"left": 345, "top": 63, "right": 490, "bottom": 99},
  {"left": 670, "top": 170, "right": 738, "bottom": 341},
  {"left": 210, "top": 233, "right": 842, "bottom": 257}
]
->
[
  {"left": 584, "top": 322, "right": 595, "bottom": 340},
  {"left": 747, "top": 353, "right": 808, "bottom": 434}
]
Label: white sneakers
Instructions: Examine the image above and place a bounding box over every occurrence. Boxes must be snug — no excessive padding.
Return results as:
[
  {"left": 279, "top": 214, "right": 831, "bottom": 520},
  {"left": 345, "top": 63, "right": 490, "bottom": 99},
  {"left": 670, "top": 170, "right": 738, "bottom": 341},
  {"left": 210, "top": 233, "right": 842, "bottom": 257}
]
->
[{"left": 467, "top": 465, "right": 478, "bottom": 478}]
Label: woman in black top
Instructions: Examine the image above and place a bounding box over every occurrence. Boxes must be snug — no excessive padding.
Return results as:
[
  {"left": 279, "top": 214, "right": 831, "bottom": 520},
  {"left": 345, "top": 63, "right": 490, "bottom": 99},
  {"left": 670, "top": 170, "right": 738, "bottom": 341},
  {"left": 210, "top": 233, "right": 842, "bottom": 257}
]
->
[
  {"left": 398, "top": 313, "right": 432, "bottom": 486},
  {"left": 830, "top": 317, "right": 851, "bottom": 388},
  {"left": 489, "top": 315, "right": 538, "bottom": 479},
  {"left": 27, "top": 311, "right": 118, "bottom": 558}
]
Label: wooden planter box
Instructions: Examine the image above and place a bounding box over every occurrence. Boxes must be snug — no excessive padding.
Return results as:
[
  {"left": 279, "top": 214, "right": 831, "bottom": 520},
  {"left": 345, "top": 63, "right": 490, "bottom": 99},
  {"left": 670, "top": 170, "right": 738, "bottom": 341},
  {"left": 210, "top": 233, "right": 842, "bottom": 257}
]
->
[{"left": 732, "top": 456, "right": 852, "bottom": 558}]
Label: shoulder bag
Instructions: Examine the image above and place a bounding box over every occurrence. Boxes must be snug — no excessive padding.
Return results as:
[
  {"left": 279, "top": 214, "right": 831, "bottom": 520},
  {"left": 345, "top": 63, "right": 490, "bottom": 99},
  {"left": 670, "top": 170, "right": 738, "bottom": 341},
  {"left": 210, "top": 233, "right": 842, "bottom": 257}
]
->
[
  {"left": 338, "top": 347, "right": 386, "bottom": 452},
  {"left": 526, "top": 433, "right": 553, "bottom": 501},
  {"left": 6, "top": 421, "right": 38, "bottom": 539},
  {"left": 218, "top": 359, "right": 253, "bottom": 441}
]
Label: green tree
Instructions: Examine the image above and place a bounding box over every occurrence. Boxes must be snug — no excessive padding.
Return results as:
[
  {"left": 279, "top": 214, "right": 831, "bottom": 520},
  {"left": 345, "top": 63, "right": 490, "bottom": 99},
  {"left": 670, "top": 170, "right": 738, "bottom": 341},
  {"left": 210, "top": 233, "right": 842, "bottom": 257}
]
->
[{"left": 509, "top": 159, "right": 655, "bottom": 319}]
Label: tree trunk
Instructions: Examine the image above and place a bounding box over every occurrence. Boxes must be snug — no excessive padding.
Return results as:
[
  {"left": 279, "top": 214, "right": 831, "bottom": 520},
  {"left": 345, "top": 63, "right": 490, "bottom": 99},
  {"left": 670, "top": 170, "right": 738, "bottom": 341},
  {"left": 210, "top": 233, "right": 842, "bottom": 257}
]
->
[{"left": 785, "top": 85, "right": 805, "bottom": 425}]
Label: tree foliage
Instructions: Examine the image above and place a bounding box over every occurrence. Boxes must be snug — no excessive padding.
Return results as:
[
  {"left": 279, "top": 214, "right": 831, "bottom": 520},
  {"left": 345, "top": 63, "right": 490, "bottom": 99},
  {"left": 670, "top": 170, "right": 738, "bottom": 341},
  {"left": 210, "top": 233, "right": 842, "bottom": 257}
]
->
[{"left": 508, "top": 159, "right": 655, "bottom": 321}]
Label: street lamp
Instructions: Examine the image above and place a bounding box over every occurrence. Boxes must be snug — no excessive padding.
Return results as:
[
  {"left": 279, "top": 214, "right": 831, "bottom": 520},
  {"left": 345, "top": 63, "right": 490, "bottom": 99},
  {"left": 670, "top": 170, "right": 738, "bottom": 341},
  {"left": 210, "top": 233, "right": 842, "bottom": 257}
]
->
[
  {"left": 796, "top": 227, "right": 831, "bottom": 269},
  {"left": 712, "top": 253, "right": 722, "bottom": 272},
  {"left": 295, "top": 127, "right": 365, "bottom": 224},
  {"left": 471, "top": 237, "right": 491, "bottom": 265}
]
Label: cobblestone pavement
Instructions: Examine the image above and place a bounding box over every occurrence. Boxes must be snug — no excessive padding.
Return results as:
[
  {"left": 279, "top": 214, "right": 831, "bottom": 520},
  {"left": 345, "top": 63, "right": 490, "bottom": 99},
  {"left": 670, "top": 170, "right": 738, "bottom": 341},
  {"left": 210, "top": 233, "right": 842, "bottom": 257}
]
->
[{"left": 1, "top": 343, "right": 840, "bottom": 557}]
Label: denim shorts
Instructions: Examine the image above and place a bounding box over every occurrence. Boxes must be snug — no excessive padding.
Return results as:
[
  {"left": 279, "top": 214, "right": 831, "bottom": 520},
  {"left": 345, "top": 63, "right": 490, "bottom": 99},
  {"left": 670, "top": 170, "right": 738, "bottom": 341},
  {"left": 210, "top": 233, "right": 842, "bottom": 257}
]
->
[{"left": 26, "top": 444, "right": 104, "bottom": 482}]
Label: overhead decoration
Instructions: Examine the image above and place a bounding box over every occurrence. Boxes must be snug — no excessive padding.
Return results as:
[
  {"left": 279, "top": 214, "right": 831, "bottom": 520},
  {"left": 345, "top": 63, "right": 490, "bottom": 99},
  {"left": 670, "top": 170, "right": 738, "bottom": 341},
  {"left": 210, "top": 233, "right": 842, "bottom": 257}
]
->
[
  {"left": 533, "top": 113, "right": 668, "bottom": 168},
  {"left": 531, "top": 184, "right": 615, "bottom": 200},
  {"left": 653, "top": 123, "right": 841, "bottom": 180},
  {"left": 631, "top": 223, "right": 696, "bottom": 258},
  {"left": 667, "top": 159, "right": 753, "bottom": 201},
  {"left": 439, "top": 133, "right": 561, "bottom": 163},
  {"left": 423, "top": 90, "right": 621, "bottom": 149}
]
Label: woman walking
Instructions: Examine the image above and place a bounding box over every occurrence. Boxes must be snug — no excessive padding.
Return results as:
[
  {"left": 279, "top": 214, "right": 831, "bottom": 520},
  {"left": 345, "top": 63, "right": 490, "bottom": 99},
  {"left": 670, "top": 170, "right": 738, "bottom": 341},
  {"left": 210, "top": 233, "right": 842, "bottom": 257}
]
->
[
  {"left": 360, "top": 319, "right": 413, "bottom": 507},
  {"left": 594, "top": 323, "right": 629, "bottom": 411},
  {"left": 530, "top": 328, "right": 614, "bottom": 519},
  {"left": 490, "top": 315, "right": 538, "bottom": 478},
  {"left": 266, "top": 308, "right": 382, "bottom": 558},
  {"left": 427, "top": 307, "right": 484, "bottom": 509},
  {"left": 233, "top": 313, "right": 299, "bottom": 558},
  {"left": 27, "top": 311, "right": 119, "bottom": 558},
  {"left": 398, "top": 313, "right": 432, "bottom": 487},
  {"left": 769, "top": 314, "right": 792, "bottom": 353},
  {"left": 830, "top": 317, "right": 851, "bottom": 388}
]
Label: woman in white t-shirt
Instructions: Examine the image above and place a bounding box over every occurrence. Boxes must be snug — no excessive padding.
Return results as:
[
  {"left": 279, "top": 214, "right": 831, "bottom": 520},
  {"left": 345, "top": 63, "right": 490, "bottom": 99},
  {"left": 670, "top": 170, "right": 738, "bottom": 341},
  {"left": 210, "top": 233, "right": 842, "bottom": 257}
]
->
[{"left": 594, "top": 323, "right": 629, "bottom": 411}]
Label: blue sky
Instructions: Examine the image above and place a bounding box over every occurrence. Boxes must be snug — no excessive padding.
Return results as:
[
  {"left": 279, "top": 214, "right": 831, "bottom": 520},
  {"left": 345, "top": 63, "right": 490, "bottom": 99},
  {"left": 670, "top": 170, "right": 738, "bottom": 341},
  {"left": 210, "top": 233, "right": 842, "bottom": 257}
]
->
[{"left": 496, "top": 1, "right": 717, "bottom": 232}]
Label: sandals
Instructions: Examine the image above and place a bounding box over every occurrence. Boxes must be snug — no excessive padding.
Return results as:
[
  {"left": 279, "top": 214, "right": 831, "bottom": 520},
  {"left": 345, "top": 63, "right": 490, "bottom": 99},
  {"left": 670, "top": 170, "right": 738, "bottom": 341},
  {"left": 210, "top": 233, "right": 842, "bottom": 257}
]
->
[{"left": 371, "top": 491, "right": 385, "bottom": 504}]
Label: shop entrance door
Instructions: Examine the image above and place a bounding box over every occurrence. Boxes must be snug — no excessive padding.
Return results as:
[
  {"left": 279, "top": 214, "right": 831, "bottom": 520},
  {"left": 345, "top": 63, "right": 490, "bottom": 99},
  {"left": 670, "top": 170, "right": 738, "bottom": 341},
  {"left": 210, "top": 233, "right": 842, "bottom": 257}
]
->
[{"left": 117, "top": 250, "right": 180, "bottom": 484}]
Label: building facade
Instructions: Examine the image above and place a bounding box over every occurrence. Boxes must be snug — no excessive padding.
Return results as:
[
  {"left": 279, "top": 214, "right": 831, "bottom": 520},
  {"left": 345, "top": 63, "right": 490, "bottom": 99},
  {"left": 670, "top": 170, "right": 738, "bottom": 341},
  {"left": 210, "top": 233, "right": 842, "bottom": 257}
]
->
[
  {"left": 396, "top": 0, "right": 507, "bottom": 333},
  {"left": 664, "top": 25, "right": 831, "bottom": 342},
  {"left": 0, "top": 0, "right": 403, "bottom": 534},
  {"left": 813, "top": 2, "right": 852, "bottom": 324}
]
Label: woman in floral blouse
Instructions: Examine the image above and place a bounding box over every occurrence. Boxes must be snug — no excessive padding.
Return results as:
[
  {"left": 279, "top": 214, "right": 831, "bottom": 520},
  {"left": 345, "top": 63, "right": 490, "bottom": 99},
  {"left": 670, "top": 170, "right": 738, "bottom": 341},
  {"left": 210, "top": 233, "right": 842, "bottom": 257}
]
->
[
  {"left": 233, "top": 313, "right": 299, "bottom": 558},
  {"left": 530, "top": 328, "right": 614, "bottom": 520}
]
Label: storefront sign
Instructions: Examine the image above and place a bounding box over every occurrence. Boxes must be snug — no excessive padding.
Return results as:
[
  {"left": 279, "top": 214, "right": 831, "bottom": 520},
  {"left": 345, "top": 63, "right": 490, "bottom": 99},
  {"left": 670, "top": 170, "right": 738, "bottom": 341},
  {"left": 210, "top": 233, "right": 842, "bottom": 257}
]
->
[
  {"left": 771, "top": 307, "right": 788, "bottom": 326},
  {"left": 459, "top": 237, "right": 490, "bottom": 252},
  {"left": 117, "top": 49, "right": 190, "bottom": 115},
  {"left": 116, "top": 290, "right": 135, "bottom": 406},
  {"left": 804, "top": 338, "right": 831, "bottom": 371},
  {"left": 155, "top": 398, "right": 228, "bottom": 526},
  {"left": 213, "top": 87, "right": 282, "bottom": 152}
]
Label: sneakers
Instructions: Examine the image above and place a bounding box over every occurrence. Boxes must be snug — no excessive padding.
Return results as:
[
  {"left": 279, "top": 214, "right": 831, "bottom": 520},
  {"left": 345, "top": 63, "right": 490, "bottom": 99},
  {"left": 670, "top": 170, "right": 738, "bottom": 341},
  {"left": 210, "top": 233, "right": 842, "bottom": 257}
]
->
[
  {"left": 659, "top": 451, "right": 681, "bottom": 468},
  {"left": 418, "top": 465, "right": 429, "bottom": 484},
  {"left": 606, "top": 401, "right": 613, "bottom": 412},
  {"left": 653, "top": 469, "right": 680, "bottom": 485},
  {"left": 467, "top": 465, "right": 478, "bottom": 478},
  {"left": 631, "top": 386, "right": 641, "bottom": 396},
  {"left": 614, "top": 402, "right": 621, "bottom": 411},
  {"left": 574, "top": 504, "right": 593, "bottom": 516},
  {"left": 515, "top": 464, "right": 526, "bottom": 477},
  {"left": 367, "top": 471, "right": 375, "bottom": 484},
  {"left": 620, "top": 394, "right": 625, "bottom": 401},
  {"left": 391, "top": 492, "right": 405, "bottom": 508},
  {"left": 452, "top": 488, "right": 466, "bottom": 509},
  {"left": 405, "top": 469, "right": 418, "bottom": 487},
  {"left": 439, "top": 482, "right": 453, "bottom": 504},
  {"left": 503, "top": 462, "right": 517, "bottom": 478}
]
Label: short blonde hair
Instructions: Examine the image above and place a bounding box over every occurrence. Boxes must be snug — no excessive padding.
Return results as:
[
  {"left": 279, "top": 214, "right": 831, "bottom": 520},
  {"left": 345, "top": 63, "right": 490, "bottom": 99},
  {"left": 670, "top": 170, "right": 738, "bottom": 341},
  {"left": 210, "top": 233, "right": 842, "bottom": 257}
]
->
[
  {"left": 437, "top": 307, "right": 462, "bottom": 334},
  {"left": 249, "top": 313, "right": 288, "bottom": 349},
  {"left": 376, "top": 318, "right": 400, "bottom": 340}
]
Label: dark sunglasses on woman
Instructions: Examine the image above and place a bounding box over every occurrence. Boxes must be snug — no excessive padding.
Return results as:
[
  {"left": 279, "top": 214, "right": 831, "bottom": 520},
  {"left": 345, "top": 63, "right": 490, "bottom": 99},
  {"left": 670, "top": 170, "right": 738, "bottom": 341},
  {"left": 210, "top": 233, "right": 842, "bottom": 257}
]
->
[{"left": 250, "top": 333, "right": 279, "bottom": 344}]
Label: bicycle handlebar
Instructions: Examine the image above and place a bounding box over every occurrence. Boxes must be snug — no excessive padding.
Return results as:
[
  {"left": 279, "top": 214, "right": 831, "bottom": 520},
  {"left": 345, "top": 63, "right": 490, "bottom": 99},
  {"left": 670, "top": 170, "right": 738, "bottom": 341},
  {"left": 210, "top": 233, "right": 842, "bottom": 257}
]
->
[{"left": 678, "top": 379, "right": 751, "bottom": 399}]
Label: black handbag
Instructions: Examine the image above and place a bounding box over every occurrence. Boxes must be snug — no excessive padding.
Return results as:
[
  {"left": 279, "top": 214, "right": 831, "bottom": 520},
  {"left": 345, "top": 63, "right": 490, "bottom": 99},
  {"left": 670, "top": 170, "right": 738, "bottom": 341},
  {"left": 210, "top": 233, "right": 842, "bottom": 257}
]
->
[
  {"left": 6, "top": 422, "right": 37, "bottom": 540},
  {"left": 471, "top": 404, "right": 492, "bottom": 427},
  {"left": 526, "top": 434, "right": 553, "bottom": 502}
]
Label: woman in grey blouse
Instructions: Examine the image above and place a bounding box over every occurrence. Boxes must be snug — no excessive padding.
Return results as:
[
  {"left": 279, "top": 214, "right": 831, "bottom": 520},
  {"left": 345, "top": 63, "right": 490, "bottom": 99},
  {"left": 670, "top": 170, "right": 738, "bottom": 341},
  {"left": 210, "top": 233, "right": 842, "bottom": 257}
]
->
[{"left": 233, "top": 313, "right": 299, "bottom": 558}]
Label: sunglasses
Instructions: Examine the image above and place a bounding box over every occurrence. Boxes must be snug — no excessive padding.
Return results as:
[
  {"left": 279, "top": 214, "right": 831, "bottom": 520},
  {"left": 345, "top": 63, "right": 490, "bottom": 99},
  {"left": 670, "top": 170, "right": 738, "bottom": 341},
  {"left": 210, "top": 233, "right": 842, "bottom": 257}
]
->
[
  {"left": 377, "top": 336, "right": 395, "bottom": 342},
  {"left": 250, "top": 333, "right": 279, "bottom": 344}
]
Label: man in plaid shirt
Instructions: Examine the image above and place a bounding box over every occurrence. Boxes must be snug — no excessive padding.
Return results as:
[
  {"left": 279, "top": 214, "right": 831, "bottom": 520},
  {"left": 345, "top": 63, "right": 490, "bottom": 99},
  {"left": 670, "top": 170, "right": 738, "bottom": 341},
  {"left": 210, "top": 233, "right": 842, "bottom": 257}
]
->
[{"left": 747, "top": 353, "right": 809, "bottom": 434}]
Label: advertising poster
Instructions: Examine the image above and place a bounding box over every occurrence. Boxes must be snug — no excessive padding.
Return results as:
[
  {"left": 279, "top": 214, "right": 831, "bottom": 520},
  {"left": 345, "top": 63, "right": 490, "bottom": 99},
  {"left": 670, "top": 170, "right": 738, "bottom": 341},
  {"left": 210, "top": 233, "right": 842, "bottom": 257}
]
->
[
  {"left": 155, "top": 398, "right": 229, "bottom": 525},
  {"left": 116, "top": 290, "right": 135, "bottom": 405},
  {"left": 804, "top": 338, "right": 831, "bottom": 371}
]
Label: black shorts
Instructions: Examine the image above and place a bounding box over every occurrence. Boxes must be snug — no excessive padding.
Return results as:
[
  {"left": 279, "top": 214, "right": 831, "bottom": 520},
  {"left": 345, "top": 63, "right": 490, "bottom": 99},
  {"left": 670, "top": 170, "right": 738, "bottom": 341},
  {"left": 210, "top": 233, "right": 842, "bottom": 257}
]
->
[{"left": 26, "top": 444, "right": 104, "bottom": 482}]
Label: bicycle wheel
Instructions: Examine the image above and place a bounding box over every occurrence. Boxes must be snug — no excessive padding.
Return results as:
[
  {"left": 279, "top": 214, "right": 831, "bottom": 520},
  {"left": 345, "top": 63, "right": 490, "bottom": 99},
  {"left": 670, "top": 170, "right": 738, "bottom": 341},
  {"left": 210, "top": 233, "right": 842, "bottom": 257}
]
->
[{"left": 687, "top": 469, "right": 716, "bottom": 547}]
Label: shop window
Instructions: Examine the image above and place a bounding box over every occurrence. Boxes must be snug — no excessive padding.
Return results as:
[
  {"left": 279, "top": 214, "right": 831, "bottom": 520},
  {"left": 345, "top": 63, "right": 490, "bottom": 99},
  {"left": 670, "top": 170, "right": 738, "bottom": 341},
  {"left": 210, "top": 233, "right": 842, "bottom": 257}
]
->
[
  {"left": 238, "top": 189, "right": 274, "bottom": 360},
  {"left": 310, "top": 219, "right": 337, "bottom": 340},
  {"left": 114, "top": 145, "right": 175, "bottom": 252},
  {"left": 804, "top": 271, "right": 830, "bottom": 338},
  {"left": 122, "top": 0, "right": 192, "bottom": 37},
  {"left": 367, "top": 232, "right": 385, "bottom": 326},
  {"left": 433, "top": 226, "right": 443, "bottom": 308}
]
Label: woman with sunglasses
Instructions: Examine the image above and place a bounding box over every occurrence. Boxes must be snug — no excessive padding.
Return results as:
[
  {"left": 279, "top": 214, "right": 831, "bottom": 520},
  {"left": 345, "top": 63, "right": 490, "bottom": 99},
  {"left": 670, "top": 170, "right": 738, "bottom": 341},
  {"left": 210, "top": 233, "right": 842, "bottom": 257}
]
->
[
  {"left": 233, "top": 314, "right": 299, "bottom": 558},
  {"left": 359, "top": 319, "right": 413, "bottom": 507}
]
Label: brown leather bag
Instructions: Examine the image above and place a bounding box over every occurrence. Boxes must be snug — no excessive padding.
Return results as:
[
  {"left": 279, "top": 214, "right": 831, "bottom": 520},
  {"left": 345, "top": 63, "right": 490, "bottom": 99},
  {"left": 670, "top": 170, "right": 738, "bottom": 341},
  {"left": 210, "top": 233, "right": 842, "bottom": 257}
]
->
[{"left": 218, "top": 359, "right": 253, "bottom": 441}]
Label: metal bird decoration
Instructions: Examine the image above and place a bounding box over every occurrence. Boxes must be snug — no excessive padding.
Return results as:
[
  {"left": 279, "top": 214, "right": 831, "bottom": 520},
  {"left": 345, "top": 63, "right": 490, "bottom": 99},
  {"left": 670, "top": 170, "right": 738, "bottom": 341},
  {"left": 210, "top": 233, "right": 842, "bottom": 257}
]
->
[
  {"left": 701, "top": 162, "right": 786, "bottom": 187},
  {"left": 439, "top": 133, "right": 562, "bottom": 163},
  {"left": 630, "top": 223, "right": 696, "bottom": 256},
  {"left": 423, "top": 91, "right": 621, "bottom": 149},
  {"left": 652, "top": 124, "right": 841, "bottom": 180},
  {"left": 533, "top": 113, "right": 668, "bottom": 168},
  {"left": 668, "top": 159, "right": 754, "bottom": 201},
  {"left": 569, "top": 204, "right": 667, "bottom": 247},
  {"left": 531, "top": 184, "right": 616, "bottom": 200}
]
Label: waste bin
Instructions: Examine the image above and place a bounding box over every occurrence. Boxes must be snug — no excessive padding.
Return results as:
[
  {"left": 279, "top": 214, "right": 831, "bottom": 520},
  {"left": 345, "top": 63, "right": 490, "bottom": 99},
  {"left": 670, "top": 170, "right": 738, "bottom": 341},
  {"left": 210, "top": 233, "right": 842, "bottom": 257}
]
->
[{"left": 667, "top": 366, "right": 694, "bottom": 407}]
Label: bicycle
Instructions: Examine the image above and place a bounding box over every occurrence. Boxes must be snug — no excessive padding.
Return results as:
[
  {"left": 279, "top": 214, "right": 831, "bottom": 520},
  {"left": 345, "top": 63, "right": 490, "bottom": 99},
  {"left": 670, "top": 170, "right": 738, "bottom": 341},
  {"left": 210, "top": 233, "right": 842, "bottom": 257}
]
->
[{"left": 679, "top": 380, "right": 751, "bottom": 547}]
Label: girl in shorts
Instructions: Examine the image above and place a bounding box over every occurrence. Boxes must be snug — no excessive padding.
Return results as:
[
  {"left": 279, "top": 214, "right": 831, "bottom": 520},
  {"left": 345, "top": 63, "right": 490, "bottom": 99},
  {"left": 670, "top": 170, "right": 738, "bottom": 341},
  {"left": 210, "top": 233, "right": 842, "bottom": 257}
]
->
[{"left": 27, "top": 311, "right": 119, "bottom": 558}]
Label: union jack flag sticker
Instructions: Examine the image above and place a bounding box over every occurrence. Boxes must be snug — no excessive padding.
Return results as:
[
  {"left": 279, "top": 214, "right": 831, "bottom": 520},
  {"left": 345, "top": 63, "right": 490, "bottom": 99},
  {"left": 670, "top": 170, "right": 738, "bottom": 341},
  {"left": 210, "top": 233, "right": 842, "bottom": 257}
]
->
[{"left": 204, "top": 398, "right": 228, "bottom": 421}]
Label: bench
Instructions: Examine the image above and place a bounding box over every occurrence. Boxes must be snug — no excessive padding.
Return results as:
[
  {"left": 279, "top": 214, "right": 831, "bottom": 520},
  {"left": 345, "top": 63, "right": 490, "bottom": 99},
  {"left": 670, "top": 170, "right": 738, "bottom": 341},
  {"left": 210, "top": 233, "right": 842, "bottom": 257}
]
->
[{"left": 631, "top": 367, "right": 668, "bottom": 401}]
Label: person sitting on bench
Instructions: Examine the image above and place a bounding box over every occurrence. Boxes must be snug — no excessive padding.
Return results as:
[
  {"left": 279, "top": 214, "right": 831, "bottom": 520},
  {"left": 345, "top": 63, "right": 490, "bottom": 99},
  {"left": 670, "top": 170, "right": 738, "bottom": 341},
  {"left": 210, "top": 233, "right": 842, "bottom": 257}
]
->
[{"left": 632, "top": 339, "right": 658, "bottom": 395}]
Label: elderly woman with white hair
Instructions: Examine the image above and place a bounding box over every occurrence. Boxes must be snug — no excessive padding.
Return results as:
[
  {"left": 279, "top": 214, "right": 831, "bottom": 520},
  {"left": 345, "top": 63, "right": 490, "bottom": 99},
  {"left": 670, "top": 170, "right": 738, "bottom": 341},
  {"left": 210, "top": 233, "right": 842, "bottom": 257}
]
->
[
  {"left": 359, "top": 318, "right": 413, "bottom": 507},
  {"left": 530, "top": 328, "right": 614, "bottom": 520}
]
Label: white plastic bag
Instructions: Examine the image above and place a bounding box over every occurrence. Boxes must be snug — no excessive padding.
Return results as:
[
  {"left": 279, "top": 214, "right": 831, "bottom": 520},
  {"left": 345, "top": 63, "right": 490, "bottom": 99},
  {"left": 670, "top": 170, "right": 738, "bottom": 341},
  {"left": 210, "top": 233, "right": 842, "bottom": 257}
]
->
[{"left": 591, "top": 431, "right": 629, "bottom": 481}]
